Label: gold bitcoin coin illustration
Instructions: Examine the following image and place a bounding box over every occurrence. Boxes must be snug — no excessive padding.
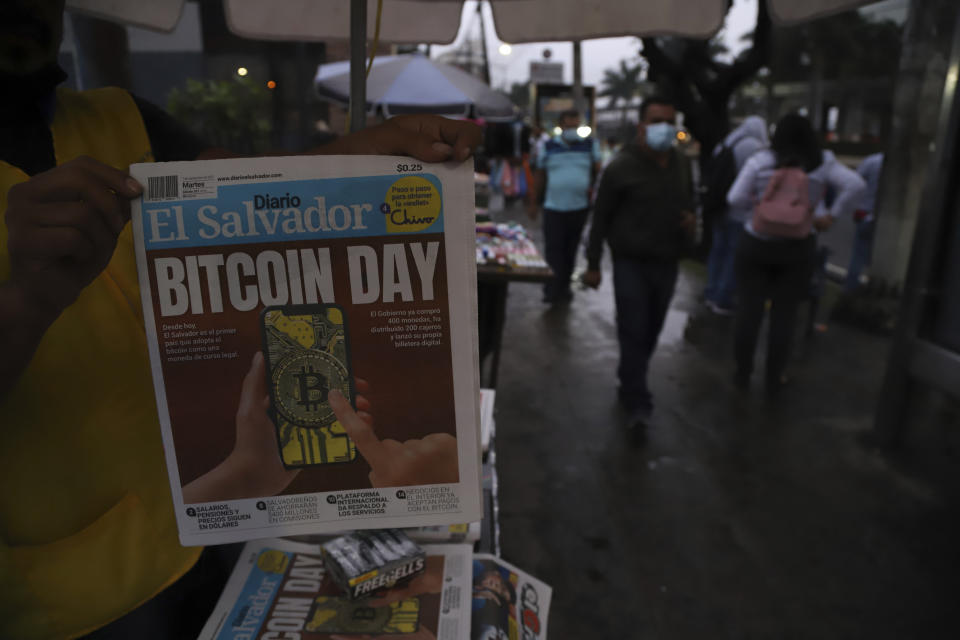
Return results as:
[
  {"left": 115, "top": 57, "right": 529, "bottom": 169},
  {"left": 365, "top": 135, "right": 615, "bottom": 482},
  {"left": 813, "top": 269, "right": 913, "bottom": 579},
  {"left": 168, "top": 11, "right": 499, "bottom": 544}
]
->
[{"left": 272, "top": 350, "right": 349, "bottom": 428}]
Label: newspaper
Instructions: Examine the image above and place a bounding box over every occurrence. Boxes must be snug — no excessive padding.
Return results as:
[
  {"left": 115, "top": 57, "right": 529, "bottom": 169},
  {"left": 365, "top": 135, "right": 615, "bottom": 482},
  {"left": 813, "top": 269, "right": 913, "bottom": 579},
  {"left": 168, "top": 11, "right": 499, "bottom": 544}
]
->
[
  {"left": 479, "top": 389, "right": 495, "bottom": 454},
  {"left": 470, "top": 555, "right": 552, "bottom": 640},
  {"left": 404, "top": 521, "right": 482, "bottom": 545},
  {"left": 197, "top": 539, "right": 474, "bottom": 640},
  {"left": 130, "top": 156, "right": 482, "bottom": 545}
]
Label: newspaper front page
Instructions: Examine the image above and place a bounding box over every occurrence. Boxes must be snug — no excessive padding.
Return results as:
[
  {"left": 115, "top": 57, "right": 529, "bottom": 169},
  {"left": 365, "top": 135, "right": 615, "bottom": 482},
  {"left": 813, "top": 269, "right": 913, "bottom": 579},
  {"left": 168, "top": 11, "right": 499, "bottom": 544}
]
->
[
  {"left": 130, "top": 156, "right": 482, "bottom": 545},
  {"left": 471, "top": 555, "right": 552, "bottom": 640},
  {"left": 197, "top": 539, "right": 474, "bottom": 640}
]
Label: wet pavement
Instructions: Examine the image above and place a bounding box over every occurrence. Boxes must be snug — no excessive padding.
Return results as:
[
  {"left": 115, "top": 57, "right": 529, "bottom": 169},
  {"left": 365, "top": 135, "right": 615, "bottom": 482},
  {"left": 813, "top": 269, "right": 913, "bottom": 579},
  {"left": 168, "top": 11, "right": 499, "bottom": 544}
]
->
[{"left": 487, "top": 202, "right": 960, "bottom": 639}]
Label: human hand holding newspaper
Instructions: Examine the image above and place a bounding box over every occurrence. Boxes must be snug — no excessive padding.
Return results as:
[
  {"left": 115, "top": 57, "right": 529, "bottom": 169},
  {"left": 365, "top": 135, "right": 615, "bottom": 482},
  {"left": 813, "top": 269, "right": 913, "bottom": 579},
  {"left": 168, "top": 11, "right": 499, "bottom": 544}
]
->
[
  {"left": 182, "top": 353, "right": 376, "bottom": 502},
  {"left": 328, "top": 389, "right": 459, "bottom": 488},
  {"left": 321, "top": 114, "right": 481, "bottom": 164}
]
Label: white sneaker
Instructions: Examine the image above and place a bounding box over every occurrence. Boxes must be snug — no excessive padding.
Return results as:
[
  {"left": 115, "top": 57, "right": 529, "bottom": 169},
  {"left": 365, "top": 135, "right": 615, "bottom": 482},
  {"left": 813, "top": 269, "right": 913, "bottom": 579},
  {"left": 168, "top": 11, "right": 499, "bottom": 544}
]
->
[{"left": 707, "top": 300, "right": 735, "bottom": 316}]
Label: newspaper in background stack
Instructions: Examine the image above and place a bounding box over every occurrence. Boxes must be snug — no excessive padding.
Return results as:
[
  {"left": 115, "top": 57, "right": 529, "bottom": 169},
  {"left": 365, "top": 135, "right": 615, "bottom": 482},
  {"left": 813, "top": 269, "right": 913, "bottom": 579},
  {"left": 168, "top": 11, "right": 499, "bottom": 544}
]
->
[
  {"left": 471, "top": 554, "right": 552, "bottom": 640},
  {"left": 480, "top": 388, "right": 495, "bottom": 454},
  {"left": 197, "top": 538, "right": 473, "bottom": 640}
]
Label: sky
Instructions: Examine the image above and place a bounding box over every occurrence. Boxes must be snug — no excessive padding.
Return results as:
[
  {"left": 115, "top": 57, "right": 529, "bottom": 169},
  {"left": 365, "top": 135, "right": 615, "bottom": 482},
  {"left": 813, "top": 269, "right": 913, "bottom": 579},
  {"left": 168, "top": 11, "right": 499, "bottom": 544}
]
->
[{"left": 430, "top": 0, "right": 908, "bottom": 91}]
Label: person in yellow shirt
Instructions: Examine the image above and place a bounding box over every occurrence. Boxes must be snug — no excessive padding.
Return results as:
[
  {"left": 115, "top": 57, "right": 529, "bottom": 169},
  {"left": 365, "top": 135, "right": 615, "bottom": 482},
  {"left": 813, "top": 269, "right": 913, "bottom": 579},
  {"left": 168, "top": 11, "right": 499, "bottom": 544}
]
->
[{"left": 0, "top": 2, "right": 480, "bottom": 638}]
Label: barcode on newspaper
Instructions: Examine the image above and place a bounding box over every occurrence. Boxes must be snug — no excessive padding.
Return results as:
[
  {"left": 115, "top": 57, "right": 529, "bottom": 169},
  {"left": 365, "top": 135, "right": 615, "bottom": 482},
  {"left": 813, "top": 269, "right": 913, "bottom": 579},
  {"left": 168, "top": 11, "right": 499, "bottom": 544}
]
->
[{"left": 146, "top": 175, "right": 179, "bottom": 201}]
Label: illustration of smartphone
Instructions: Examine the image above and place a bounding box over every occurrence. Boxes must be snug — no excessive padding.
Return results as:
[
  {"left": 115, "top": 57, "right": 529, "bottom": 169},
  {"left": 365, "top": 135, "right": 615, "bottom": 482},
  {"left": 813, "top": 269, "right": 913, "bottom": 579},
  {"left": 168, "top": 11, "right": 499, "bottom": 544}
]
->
[
  {"left": 305, "top": 596, "right": 421, "bottom": 634},
  {"left": 260, "top": 304, "right": 357, "bottom": 468}
]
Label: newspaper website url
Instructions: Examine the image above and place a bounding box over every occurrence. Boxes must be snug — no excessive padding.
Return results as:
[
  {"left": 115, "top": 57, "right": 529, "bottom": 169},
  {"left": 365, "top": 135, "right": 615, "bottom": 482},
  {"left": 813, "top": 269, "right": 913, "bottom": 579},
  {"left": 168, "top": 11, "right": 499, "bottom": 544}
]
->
[{"left": 217, "top": 172, "right": 282, "bottom": 182}]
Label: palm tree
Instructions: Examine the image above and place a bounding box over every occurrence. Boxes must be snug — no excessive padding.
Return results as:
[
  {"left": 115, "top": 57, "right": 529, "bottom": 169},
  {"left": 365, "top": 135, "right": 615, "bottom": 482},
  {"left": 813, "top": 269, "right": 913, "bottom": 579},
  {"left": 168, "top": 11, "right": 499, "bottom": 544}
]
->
[{"left": 600, "top": 60, "right": 644, "bottom": 128}]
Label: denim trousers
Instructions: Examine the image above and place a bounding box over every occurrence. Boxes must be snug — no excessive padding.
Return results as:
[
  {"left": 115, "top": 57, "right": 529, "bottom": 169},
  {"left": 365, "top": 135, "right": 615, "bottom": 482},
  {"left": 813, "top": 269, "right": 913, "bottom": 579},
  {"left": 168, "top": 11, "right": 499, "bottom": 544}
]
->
[
  {"left": 542, "top": 208, "right": 589, "bottom": 301},
  {"left": 612, "top": 255, "right": 679, "bottom": 414},
  {"left": 704, "top": 216, "right": 745, "bottom": 308},
  {"left": 845, "top": 218, "right": 875, "bottom": 291}
]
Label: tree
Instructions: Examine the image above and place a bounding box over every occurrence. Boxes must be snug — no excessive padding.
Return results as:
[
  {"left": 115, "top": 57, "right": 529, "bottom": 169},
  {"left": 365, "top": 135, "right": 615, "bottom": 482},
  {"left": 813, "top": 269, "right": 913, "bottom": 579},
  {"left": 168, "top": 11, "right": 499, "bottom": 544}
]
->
[
  {"left": 167, "top": 77, "right": 272, "bottom": 155},
  {"left": 763, "top": 12, "right": 902, "bottom": 83},
  {"left": 640, "top": 0, "right": 772, "bottom": 162},
  {"left": 599, "top": 59, "right": 645, "bottom": 127}
]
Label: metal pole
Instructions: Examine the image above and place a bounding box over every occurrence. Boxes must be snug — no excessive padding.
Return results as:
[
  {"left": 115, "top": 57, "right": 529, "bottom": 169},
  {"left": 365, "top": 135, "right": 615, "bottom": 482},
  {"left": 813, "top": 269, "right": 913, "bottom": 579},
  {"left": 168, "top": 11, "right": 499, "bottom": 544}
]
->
[
  {"left": 573, "top": 40, "right": 584, "bottom": 115},
  {"left": 350, "top": 0, "right": 367, "bottom": 133},
  {"left": 477, "top": 0, "right": 491, "bottom": 85}
]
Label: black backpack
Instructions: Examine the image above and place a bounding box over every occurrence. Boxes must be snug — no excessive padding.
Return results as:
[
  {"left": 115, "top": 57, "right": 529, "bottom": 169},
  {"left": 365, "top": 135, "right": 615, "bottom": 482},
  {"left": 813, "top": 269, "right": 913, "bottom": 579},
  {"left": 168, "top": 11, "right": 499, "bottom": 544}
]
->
[{"left": 700, "top": 143, "right": 737, "bottom": 219}]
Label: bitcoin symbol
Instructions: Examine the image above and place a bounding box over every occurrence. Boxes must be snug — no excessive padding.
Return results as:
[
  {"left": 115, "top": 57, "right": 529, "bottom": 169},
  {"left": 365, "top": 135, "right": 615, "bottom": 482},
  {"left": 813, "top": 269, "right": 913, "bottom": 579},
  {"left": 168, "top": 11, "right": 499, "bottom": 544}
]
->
[
  {"left": 294, "top": 365, "right": 329, "bottom": 412},
  {"left": 273, "top": 350, "right": 349, "bottom": 428}
]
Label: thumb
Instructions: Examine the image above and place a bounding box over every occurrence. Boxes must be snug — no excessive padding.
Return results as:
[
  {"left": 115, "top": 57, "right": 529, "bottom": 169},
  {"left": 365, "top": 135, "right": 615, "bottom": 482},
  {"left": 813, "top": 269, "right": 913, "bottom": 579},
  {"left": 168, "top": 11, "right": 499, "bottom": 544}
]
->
[
  {"left": 329, "top": 389, "right": 387, "bottom": 471},
  {"left": 378, "top": 123, "right": 455, "bottom": 163},
  {"left": 237, "top": 352, "right": 267, "bottom": 416}
]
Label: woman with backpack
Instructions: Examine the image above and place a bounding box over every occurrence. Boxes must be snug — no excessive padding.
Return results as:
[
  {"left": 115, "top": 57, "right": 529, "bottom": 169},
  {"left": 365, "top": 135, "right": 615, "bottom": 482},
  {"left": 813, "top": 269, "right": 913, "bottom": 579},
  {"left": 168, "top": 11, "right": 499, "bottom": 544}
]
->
[{"left": 726, "top": 113, "right": 865, "bottom": 394}]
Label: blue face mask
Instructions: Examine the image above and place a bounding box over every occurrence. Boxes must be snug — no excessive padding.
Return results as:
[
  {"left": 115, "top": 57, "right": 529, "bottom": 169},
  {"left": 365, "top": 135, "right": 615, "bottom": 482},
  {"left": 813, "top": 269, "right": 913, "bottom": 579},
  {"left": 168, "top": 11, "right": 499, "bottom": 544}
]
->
[
  {"left": 561, "top": 128, "right": 581, "bottom": 143},
  {"left": 645, "top": 122, "right": 677, "bottom": 151}
]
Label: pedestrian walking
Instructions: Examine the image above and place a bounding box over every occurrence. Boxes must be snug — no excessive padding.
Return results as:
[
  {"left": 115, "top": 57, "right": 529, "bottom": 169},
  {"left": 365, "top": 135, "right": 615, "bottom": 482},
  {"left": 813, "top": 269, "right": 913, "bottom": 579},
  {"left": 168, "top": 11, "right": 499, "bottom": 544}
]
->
[
  {"left": 703, "top": 115, "right": 769, "bottom": 315},
  {"left": 727, "top": 114, "right": 866, "bottom": 394},
  {"left": 582, "top": 96, "right": 696, "bottom": 432},
  {"left": 528, "top": 110, "right": 601, "bottom": 305}
]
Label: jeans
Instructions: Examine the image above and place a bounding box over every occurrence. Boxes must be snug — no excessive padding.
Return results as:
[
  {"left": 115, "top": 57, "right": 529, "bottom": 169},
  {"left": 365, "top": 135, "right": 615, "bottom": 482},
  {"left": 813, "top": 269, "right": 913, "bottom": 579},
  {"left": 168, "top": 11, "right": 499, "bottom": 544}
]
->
[
  {"left": 734, "top": 232, "right": 815, "bottom": 385},
  {"left": 704, "top": 216, "right": 744, "bottom": 308},
  {"left": 542, "top": 208, "right": 589, "bottom": 301},
  {"left": 845, "top": 218, "right": 875, "bottom": 292},
  {"left": 612, "top": 256, "right": 679, "bottom": 415}
]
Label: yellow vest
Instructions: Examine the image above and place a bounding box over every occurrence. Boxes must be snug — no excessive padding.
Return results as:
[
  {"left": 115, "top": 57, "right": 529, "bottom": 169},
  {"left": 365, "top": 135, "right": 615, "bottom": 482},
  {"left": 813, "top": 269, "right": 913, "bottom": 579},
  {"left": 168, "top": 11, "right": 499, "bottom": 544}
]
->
[{"left": 0, "top": 87, "right": 201, "bottom": 640}]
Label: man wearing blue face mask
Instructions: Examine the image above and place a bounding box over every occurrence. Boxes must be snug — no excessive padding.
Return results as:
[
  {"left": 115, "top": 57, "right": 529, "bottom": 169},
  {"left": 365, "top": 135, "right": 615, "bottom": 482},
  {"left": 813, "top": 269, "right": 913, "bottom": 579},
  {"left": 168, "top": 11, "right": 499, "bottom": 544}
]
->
[
  {"left": 583, "top": 96, "right": 696, "bottom": 435},
  {"left": 528, "top": 110, "right": 602, "bottom": 304}
]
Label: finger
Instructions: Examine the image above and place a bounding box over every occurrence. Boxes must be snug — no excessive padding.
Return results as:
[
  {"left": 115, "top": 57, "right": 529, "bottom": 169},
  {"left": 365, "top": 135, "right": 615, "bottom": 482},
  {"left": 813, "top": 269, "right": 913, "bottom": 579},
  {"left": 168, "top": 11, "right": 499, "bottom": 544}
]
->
[
  {"left": 10, "top": 224, "right": 95, "bottom": 263},
  {"left": 77, "top": 156, "right": 144, "bottom": 198},
  {"left": 357, "top": 410, "right": 374, "bottom": 429},
  {"left": 237, "top": 352, "right": 267, "bottom": 419},
  {"left": 355, "top": 377, "right": 370, "bottom": 394},
  {"left": 72, "top": 165, "right": 129, "bottom": 234},
  {"left": 386, "top": 126, "right": 456, "bottom": 163},
  {"left": 399, "top": 114, "right": 481, "bottom": 160},
  {"left": 30, "top": 201, "right": 117, "bottom": 259},
  {"left": 355, "top": 393, "right": 372, "bottom": 413},
  {"left": 24, "top": 163, "right": 135, "bottom": 233},
  {"left": 34, "top": 157, "right": 143, "bottom": 201},
  {"left": 433, "top": 118, "right": 481, "bottom": 162},
  {"left": 329, "top": 389, "right": 388, "bottom": 471}
]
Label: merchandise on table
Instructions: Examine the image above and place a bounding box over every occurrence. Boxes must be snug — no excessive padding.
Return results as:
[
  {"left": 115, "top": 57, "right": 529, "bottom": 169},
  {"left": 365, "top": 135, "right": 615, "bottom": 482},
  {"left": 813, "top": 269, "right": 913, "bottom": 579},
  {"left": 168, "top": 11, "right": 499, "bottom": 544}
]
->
[{"left": 475, "top": 222, "right": 548, "bottom": 269}]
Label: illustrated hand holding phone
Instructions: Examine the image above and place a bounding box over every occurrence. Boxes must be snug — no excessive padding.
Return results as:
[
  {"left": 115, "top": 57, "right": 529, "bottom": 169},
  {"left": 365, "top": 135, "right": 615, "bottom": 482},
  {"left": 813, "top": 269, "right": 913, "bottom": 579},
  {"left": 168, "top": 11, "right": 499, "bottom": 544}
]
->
[{"left": 328, "top": 390, "right": 458, "bottom": 488}]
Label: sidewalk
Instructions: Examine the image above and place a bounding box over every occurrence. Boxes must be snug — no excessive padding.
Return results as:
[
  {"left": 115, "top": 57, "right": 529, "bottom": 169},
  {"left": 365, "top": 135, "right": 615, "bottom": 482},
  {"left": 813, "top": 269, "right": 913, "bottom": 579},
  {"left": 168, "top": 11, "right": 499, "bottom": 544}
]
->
[{"left": 488, "top": 202, "right": 960, "bottom": 639}]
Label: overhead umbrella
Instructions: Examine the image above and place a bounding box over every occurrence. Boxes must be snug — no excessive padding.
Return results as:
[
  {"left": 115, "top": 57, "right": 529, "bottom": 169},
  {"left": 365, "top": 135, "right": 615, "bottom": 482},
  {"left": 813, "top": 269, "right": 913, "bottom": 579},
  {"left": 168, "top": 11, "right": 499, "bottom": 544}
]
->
[
  {"left": 315, "top": 54, "right": 517, "bottom": 120},
  {"left": 65, "top": 0, "right": 884, "bottom": 37},
  {"left": 221, "top": 0, "right": 882, "bottom": 43},
  {"left": 66, "top": 0, "right": 883, "bottom": 132}
]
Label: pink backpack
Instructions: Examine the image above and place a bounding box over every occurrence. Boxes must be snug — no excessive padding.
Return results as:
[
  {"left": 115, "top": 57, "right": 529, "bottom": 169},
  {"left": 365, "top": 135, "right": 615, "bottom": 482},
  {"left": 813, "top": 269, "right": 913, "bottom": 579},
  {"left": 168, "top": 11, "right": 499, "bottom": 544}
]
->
[{"left": 751, "top": 167, "right": 814, "bottom": 238}]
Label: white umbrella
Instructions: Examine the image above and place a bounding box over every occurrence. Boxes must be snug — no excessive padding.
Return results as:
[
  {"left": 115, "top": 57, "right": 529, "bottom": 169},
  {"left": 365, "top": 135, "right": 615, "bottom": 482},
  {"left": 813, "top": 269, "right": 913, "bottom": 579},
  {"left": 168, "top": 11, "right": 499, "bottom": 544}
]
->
[
  {"left": 66, "top": 0, "right": 883, "bottom": 131},
  {"left": 220, "top": 0, "right": 882, "bottom": 42},
  {"left": 315, "top": 54, "right": 517, "bottom": 120}
]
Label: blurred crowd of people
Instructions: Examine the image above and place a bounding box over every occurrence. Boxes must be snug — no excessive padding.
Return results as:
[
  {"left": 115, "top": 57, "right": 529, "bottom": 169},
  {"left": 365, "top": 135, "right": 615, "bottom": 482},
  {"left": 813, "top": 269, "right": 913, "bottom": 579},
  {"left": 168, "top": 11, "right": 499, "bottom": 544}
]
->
[{"left": 513, "top": 97, "right": 879, "bottom": 434}]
